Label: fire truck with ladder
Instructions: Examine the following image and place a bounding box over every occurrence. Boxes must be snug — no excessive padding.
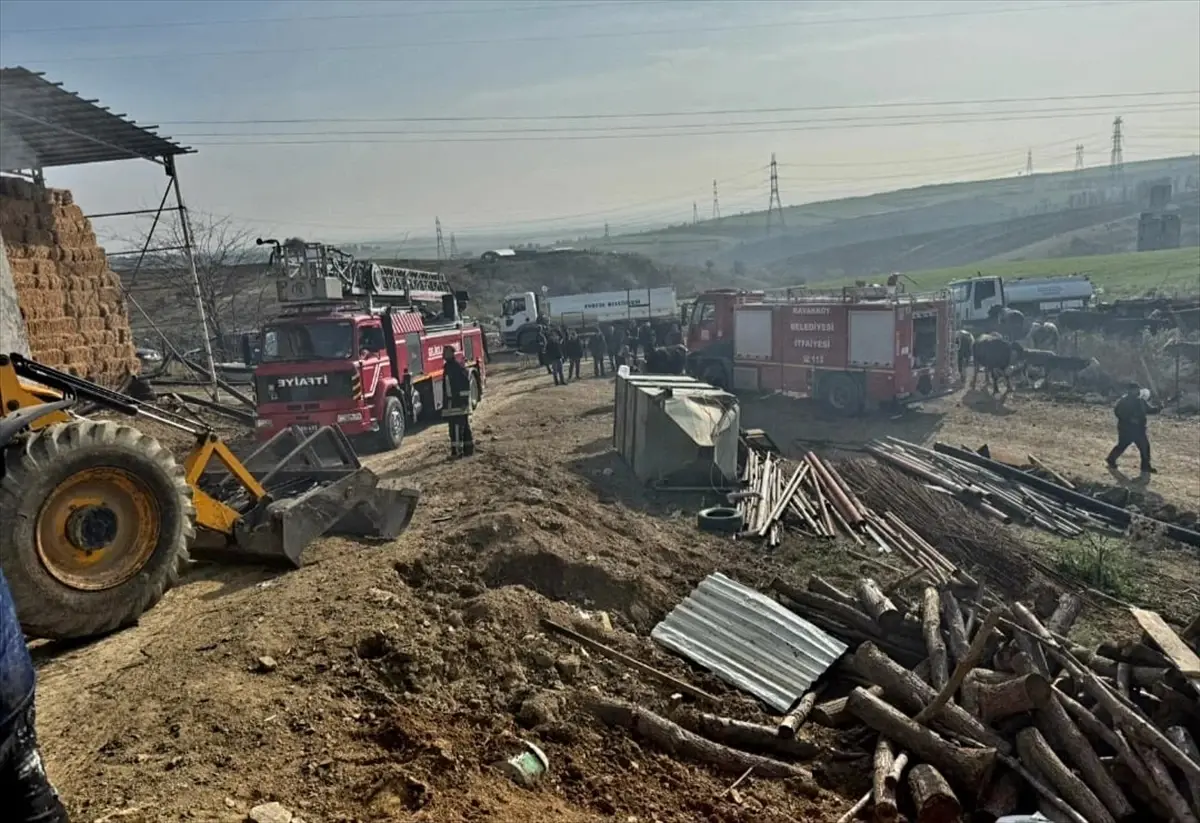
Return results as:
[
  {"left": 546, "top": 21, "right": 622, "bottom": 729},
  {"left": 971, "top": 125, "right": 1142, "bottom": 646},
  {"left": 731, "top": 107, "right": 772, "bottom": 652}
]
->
[
  {"left": 683, "top": 284, "right": 954, "bottom": 414},
  {"left": 248, "top": 239, "right": 486, "bottom": 450}
]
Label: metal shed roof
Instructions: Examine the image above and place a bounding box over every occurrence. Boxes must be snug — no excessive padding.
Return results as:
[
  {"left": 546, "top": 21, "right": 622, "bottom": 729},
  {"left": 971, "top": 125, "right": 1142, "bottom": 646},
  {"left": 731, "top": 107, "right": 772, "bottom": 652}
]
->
[{"left": 0, "top": 66, "right": 194, "bottom": 172}]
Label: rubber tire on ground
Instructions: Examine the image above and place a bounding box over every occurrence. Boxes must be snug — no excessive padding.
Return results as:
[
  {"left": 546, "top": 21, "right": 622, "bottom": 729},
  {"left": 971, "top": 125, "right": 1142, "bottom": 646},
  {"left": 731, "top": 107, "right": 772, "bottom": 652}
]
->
[
  {"left": 469, "top": 372, "right": 481, "bottom": 411},
  {"left": 376, "top": 395, "right": 406, "bottom": 451},
  {"left": 822, "top": 373, "right": 864, "bottom": 415},
  {"left": 697, "top": 506, "right": 744, "bottom": 534},
  {"left": 0, "top": 420, "right": 196, "bottom": 640}
]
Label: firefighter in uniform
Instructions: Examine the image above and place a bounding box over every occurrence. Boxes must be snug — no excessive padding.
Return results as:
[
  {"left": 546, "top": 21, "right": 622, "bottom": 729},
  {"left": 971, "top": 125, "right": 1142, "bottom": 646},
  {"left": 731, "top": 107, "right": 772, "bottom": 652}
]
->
[
  {"left": 0, "top": 568, "right": 69, "bottom": 821},
  {"left": 1106, "top": 382, "right": 1159, "bottom": 474},
  {"left": 441, "top": 345, "right": 475, "bottom": 458}
]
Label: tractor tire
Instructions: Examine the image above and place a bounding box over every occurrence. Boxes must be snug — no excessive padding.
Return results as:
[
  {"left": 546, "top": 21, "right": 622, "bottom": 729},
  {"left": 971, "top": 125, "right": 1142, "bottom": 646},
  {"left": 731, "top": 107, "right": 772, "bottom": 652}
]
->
[
  {"left": 376, "top": 395, "right": 406, "bottom": 452},
  {"left": 822, "top": 373, "right": 864, "bottom": 416},
  {"left": 697, "top": 506, "right": 744, "bottom": 534},
  {"left": 0, "top": 420, "right": 196, "bottom": 640}
]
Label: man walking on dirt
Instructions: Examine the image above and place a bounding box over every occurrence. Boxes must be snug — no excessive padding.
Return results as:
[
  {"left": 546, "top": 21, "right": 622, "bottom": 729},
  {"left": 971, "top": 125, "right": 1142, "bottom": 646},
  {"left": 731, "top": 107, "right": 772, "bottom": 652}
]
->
[
  {"left": 441, "top": 345, "right": 475, "bottom": 459},
  {"left": 544, "top": 332, "right": 565, "bottom": 386},
  {"left": 589, "top": 330, "right": 608, "bottom": 378},
  {"left": 1106, "top": 382, "right": 1160, "bottom": 474},
  {"left": 0, "top": 568, "right": 70, "bottom": 822}
]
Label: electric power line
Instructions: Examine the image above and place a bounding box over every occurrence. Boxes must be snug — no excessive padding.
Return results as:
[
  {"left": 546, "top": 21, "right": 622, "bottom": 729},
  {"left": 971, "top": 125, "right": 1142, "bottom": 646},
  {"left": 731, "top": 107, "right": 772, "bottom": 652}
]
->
[{"left": 18, "top": 2, "right": 1139, "bottom": 63}]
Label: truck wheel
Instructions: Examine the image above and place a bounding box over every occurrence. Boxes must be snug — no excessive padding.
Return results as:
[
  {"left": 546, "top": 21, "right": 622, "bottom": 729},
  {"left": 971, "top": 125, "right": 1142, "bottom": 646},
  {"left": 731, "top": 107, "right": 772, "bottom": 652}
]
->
[
  {"left": 516, "top": 329, "right": 539, "bottom": 354},
  {"left": 376, "top": 395, "right": 406, "bottom": 451},
  {"left": 822, "top": 374, "right": 864, "bottom": 415},
  {"left": 469, "top": 371, "right": 481, "bottom": 410},
  {"left": 0, "top": 420, "right": 195, "bottom": 640}
]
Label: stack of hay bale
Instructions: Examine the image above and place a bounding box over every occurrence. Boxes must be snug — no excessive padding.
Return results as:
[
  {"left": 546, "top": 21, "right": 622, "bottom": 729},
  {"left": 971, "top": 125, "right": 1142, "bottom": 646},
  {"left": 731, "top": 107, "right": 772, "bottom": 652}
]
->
[{"left": 0, "top": 175, "right": 140, "bottom": 386}]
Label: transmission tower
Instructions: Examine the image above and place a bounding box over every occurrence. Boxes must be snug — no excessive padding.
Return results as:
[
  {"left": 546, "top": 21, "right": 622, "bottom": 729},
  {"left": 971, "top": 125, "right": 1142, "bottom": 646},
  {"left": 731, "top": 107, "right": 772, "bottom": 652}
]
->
[
  {"left": 435, "top": 217, "right": 446, "bottom": 260},
  {"left": 1074, "top": 144, "right": 1085, "bottom": 171},
  {"left": 449, "top": 232, "right": 459, "bottom": 259},
  {"left": 711, "top": 179, "right": 721, "bottom": 220},
  {"left": 766, "top": 153, "right": 785, "bottom": 235},
  {"left": 1110, "top": 117, "right": 1124, "bottom": 174},
  {"left": 1025, "top": 149, "right": 1033, "bottom": 176},
  {"left": 604, "top": 222, "right": 610, "bottom": 239},
  {"left": 692, "top": 202, "right": 699, "bottom": 225}
]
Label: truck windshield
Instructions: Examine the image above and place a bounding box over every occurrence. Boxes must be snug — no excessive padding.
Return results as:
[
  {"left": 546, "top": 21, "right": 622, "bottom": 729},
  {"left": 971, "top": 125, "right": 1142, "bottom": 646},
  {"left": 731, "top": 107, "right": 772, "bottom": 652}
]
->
[
  {"left": 260, "top": 320, "right": 354, "bottom": 362},
  {"left": 502, "top": 296, "right": 527, "bottom": 316},
  {"left": 949, "top": 284, "right": 969, "bottom": 303}
]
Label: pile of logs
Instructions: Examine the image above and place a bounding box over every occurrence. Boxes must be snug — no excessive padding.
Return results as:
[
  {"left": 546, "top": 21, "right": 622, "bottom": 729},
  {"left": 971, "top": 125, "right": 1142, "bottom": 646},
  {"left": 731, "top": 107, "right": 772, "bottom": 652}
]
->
[
  {"left": 774, "top": 574, "right": 1200, "bottom": 822},
  {"left": 861, "top": 437, "right": 1200, "bottom": 549}
]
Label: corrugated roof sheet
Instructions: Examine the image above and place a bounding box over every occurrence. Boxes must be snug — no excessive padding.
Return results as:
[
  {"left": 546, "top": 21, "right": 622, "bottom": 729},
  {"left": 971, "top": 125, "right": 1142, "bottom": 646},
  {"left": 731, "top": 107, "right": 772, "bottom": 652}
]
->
[
  {"left": 651, "top": 573, "right": 848, "bottom": 712},
  {"left": 0, "top": 66, "right": 193, "bottom": 172}
]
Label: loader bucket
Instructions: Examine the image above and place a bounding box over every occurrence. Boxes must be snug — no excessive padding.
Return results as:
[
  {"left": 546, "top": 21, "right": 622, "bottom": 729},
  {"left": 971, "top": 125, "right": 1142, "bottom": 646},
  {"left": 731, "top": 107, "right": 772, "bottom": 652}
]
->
[{"left": 197, "top": 425, "right": 420, "bottom": 567}]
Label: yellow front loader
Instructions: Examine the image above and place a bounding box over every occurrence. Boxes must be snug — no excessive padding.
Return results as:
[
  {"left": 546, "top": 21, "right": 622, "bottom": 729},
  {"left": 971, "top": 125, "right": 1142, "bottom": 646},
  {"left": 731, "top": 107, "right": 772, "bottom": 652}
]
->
[{"left": 0, "top": 352, "right": 419, "bottom": 640}]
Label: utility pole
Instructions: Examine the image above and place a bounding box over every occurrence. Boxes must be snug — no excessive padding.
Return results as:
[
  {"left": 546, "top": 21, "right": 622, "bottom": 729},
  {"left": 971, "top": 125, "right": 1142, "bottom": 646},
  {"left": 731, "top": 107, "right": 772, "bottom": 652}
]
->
[
  {"left": 1074, "top": 144, "right": 1085, "bottom": 171},
  {"left": 693, "top": 201, "right": 699, "bottom": 225},
  {"left": 604, "top": 221, "right": 610, "bottom": 239},
  {"left": 712, "top": 179, "right": 720, "bottom": 220},
  {"left": 1110, "top": 116, "right": 1124, "bottom": 176},
  {"left": 1025, "top": 149, "right": 1033, "bottom": 176},
  {"left": 449, "top": 232, "right": 458, "bottom": 259},
  {"left": 435, "top": 217, "right": 446, "bottom": 260},
  {"left": 766, "top": 153, "right": 785, "bottom": 236}
]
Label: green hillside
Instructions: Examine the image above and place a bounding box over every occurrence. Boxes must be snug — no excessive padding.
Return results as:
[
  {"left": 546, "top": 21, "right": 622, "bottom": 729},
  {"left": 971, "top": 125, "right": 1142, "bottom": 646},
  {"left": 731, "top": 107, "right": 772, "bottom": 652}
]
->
[{"left": 825, "top": 247, "right": 1199, "bottom": 298}]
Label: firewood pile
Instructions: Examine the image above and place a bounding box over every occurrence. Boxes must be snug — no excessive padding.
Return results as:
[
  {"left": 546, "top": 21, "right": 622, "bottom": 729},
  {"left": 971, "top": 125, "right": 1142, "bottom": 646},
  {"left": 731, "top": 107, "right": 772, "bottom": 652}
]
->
[
  {"left": 773, "top": 574, "right": 1200, "bottom": 822},
  {"left": 1, "top": 177, "right": 140, "bottom": 387}
]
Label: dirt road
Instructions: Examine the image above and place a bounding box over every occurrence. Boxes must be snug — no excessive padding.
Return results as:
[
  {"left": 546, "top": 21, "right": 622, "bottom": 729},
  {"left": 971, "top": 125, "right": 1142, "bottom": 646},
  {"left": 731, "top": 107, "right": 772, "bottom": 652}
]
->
[{"left": 32, "top": 364, "right": 1200, "bottom": 822}]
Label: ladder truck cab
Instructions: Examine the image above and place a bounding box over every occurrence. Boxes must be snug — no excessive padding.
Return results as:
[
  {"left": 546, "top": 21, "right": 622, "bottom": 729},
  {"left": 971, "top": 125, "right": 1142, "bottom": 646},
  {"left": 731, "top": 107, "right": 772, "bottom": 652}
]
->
[
  {"left": 947, "top": 274, "right": 1094, "bottom": 328},
  {"left": 249, "top": 239, "right": 486, "bottom": 451},
  {"left": 684, "top": 285, "right": 954, "bottom": 415}
]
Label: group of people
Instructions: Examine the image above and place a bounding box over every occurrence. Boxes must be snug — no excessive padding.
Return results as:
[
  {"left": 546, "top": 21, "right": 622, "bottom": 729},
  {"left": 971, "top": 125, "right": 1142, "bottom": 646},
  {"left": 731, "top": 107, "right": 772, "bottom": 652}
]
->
[{"left": 535, "top": 320, "right": 682, "bottom": 386}]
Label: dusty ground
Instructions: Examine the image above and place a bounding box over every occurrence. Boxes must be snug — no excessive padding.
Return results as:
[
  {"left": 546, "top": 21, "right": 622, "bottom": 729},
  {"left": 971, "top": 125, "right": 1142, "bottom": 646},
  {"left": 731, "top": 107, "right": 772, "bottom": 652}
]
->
[{"left": 32, "top": 362, "right": 1200, "bottom": 822}]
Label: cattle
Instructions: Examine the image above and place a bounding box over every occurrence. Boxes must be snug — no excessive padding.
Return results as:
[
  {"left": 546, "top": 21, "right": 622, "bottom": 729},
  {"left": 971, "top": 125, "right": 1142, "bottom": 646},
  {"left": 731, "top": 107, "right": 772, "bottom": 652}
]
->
[
  {"left": 1029, "top": 321, "right": 1059, "bottom": 351},
  {"left": 971, "top": 333, "right": 1017, "bottom": 395},
  {"left": 955, "top": 329, "right": 975, "bottom": 380},
  {"left": 987, "top": 305, "right": 1026, "bottom": 340},
  {"left": 644, "top": 344, "right": 688, "bottom": 375},
  {"left": 1010, "top": 342, "right": 1090, "bottom": 384}
]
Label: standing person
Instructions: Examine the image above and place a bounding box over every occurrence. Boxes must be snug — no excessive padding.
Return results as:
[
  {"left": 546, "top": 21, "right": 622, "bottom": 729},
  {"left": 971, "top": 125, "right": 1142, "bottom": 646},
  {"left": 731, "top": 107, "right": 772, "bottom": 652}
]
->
[
  {"left": 605, "top": 325, "right": 620, "bottom": 372},
  {"left": 544, "top": 331, "right": 565, "bottom": 386},
  {"left": 536, "top": 327, "right": 550, "bottom": 375},
  {"left": 441, "top": 345, "right": 475, "bottom": 459},
  {"left": 637, "top": 321, "right": 656, "bottom": 362},
  {"left": 564, "top": 332, "right": 584, "bottom": 382},
  {"left": 1106, "top": 382, "right": 1160, "bottom": 474},
  {"left": 0, "top": 568, "right": 70, "bottom": 822},
  {"left": 589, "top": 329, "right": 608, "bottom": 378}
]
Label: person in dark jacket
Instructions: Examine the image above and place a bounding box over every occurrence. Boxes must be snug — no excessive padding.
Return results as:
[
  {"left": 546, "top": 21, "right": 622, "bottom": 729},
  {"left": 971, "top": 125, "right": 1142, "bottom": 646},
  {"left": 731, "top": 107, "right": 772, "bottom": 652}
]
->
[
  {"left": 564, "top": 332, "right": 584, "bottom": 381},
  {"left": 604, "top": 325, "right": 620, "bottom": 372},
  {"left": 588, "top": 331, "right": 608, "bottom": 377},
  {"left": 0, "top": 569, "right": 69, "bottom": 822},
  {"left": 536, "top": 328, "right": 550, "bottom": 374},
  {"left": 1106, "top": 382, "right": 1159, "bottom": 474},
  {"left": 544, "top": 332, "right": 565, "bottom": 386},
  {"left": 637, "top": 322, "right": 656, "bottom": 360},
  {"left": 441, "top": 345, "right": 475, "bottom": 458}
]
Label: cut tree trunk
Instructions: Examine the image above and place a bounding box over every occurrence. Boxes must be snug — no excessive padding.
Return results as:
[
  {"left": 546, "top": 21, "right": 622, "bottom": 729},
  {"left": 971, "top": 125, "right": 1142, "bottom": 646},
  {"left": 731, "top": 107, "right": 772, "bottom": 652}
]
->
[
  {"left": 922, "top": 586, "right": 950, "bottom": 691},
  {"left": 582, "top": 695, "right": 818, "bottom": 791},
  {"left": 669, "top": 707, "right": 820, "bottom": 760},
  {"left": 846, "top": 687, "right": 996, "bottom": 795},
  {"left": 1011, "top": 602, "right": 1053, "bottom": 676},
  {"left": 1015, "top": 727, "right": 1115, "bottom": 823},
  {"left": 813, "top": 685, "right": 883, "bottom": 727},
  {"left": 940, "top": 588, "right": 971, "bottom": 666},
  {"left": 1053, "top": 687, "right": 1159, "bottom": 806},
  {"left": 871, "top": 737, "right": 906, "bottom": 823},
  {"left": 808, "top": 575, "right": 858, "bottom": 609},
  {"left": 908, "top": 764, "right": 961, "bottom": 823},
  {"left": 976, "top": 673, "right": 1052, "bottom": 724},
  {"left": 1009, "top": 657, "right": 1135, "bottom": 820},
  {"left": 853, "top": 642, "right": 1010, "bottom": 752},
  {"left": 857, "top": 577, "right": 903, "bottom": 634},
  {"left": 777, "top": 688, "right": 821, "bottom": 740},
  {"left": 1129, "top": 736, "right": 1200, "bottom": 823},
  {"left": 1045, "top": 593, "right": 1083, "bottom": 637},
  {"left": 975, "top": 768, "right": 1022, "bottom": 823},
  {"left": 1166, "top": 726, "right": 1200, "bottom": 815}
]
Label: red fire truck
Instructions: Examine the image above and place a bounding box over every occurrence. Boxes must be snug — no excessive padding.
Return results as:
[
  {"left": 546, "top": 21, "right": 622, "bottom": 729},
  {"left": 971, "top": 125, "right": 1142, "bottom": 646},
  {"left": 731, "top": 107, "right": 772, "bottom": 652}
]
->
[
  {"left": 683, "top": 285, "right": 954, "bottom": 414},
  {"left": 250, "top": 240, "right": 486, "bottom": 449}
]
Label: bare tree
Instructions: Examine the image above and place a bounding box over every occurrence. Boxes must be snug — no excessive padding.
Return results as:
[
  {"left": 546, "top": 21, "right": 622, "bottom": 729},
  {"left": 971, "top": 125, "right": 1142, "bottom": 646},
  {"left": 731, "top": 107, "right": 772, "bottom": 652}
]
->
[{"left": 121, "top": 213, "right": 273, "bottom": 360}]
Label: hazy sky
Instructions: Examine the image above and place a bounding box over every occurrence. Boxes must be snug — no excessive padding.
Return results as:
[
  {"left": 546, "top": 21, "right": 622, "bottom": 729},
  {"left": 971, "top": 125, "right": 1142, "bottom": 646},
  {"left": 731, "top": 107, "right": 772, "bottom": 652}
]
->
[{"left": 1, "top": 0, "right": 1198, "bottom": 246}]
